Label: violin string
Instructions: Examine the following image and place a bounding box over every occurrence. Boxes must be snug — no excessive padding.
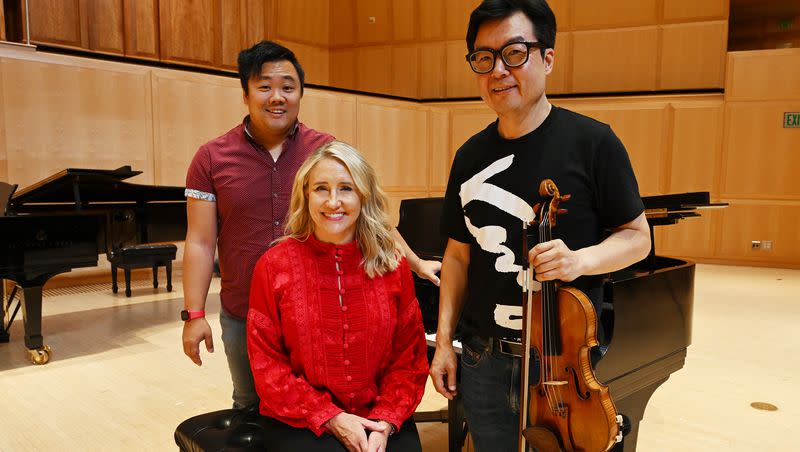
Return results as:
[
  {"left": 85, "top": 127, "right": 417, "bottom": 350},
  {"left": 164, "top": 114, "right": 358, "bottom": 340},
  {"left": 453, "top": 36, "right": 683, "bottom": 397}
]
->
[
  {"left": 539, "top": 211, "right": 552, "bottom": 412},
  {"left": 540, "top": 212, "right": 558, "bottom": 413},
  {"left": 543, "top": 204, "right": 566, "bottom": 415},
  {"left": 547, "top": 276, "right": 564, "bottom": 409},
  {"left": 549, "top": 204, "right": 566, "bottom": 415}
]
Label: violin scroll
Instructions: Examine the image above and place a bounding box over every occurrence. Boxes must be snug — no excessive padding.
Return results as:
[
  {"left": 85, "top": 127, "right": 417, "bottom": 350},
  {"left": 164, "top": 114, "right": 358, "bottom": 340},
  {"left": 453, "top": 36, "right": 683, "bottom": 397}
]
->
[{"left": 537, "top": 179, "right": 571, "bottom": 229}]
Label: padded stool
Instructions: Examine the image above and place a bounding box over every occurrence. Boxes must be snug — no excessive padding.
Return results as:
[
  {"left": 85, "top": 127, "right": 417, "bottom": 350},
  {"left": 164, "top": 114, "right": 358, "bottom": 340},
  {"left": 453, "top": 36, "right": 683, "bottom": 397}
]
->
[
  {"left": 174, "top": 406, "right": 271, "bottom": 452},
  {"left": 108, "top": 243, "right": 177, "bottom": 297}
]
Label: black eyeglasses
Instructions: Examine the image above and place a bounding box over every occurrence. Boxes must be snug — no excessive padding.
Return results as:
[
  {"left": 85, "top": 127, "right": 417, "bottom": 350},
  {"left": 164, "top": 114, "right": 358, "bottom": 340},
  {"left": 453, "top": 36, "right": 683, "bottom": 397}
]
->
[{"left": 466, "top": 41, "right": 547, "bottom": 74}]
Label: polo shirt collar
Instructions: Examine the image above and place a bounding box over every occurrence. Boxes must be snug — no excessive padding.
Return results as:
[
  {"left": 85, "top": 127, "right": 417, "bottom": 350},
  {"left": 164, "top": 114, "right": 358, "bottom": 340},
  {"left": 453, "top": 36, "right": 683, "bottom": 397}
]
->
[{"left": 242, "top": 115, "right": 300, "bottom": 151}]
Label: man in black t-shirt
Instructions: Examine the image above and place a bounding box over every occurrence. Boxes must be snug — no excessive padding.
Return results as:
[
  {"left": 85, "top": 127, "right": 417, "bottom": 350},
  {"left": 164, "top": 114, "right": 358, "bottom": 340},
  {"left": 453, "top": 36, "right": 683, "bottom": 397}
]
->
[{"left": 428, "top": 1, "right": 651, "bottom": 451}]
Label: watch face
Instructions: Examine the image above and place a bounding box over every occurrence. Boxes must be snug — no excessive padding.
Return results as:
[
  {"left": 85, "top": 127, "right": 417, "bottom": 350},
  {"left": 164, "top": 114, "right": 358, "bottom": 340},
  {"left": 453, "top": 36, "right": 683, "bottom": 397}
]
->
[{"left": 180, "top": 310, "right": 189, "bottom": 321}]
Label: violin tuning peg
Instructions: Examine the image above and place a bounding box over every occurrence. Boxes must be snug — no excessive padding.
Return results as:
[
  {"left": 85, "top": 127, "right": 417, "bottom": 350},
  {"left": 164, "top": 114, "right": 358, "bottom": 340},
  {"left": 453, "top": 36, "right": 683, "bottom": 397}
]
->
[{"left": 558, "top": 208, "right": 568, "bottom": 215}]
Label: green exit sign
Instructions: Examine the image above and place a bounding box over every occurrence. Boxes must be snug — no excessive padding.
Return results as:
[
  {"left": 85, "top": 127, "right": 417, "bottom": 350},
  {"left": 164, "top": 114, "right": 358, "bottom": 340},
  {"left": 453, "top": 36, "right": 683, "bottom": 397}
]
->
[{"left": 786, "top": 112, "right": 800, "bottom": 128}]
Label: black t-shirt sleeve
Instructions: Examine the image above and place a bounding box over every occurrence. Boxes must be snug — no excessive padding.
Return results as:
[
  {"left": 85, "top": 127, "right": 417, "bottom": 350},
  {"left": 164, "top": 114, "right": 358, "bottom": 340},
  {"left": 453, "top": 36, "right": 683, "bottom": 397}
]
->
[
  {"left": 440, "top": 148, "right": 472, "bottom": 244},
  {"left": 593, "top": 126, "right": 645, "bottom": 229}
]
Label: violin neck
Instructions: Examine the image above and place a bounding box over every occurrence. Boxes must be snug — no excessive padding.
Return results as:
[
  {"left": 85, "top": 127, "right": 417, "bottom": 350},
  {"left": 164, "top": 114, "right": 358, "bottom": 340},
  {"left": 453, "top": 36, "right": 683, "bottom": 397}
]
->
[{"left": 539, "top": 216, "right": 562, "bottom": 356}]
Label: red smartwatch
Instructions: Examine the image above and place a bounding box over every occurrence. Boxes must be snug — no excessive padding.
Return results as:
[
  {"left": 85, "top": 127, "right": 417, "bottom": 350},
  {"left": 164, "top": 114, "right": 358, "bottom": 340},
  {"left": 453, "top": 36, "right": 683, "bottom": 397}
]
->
[{"left": 180, "top": 309, "right": 205, "bottom": 321}]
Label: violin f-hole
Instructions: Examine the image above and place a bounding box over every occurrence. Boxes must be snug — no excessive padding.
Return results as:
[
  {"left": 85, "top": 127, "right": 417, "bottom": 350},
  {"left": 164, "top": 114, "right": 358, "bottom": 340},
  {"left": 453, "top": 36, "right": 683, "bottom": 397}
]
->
[{"left": 566, "top": 366, "right": 591, "bottom": 400}]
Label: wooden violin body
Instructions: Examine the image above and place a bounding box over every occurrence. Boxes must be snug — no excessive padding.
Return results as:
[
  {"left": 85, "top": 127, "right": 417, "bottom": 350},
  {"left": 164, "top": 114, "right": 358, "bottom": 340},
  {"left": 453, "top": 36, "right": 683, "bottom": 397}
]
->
[
  {"left": 519, "top": 179, "right": 621, "bottom": 452},
  {"left": 522, "top": 286, "right": 619, "bottom": 452}
]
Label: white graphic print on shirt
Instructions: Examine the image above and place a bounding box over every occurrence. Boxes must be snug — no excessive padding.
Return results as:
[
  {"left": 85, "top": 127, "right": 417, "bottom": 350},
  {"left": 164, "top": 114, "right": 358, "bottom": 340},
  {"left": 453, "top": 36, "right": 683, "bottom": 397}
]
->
[{"left": 458, "top": 154, "right": 540, "bottom": 331}]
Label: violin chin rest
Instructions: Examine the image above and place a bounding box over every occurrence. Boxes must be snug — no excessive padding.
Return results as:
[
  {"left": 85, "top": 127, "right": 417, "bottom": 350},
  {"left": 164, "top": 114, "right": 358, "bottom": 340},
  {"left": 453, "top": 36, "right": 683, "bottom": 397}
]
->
[{"left": 522, "top": 426, "right": 564, "bottom": 452}]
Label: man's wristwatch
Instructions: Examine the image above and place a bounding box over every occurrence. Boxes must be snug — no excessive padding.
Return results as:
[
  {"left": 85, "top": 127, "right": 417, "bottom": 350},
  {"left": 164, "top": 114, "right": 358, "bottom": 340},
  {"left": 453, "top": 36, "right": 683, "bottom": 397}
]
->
[{"left": 180, "top": 309, "right": 205, "bottom": 321}]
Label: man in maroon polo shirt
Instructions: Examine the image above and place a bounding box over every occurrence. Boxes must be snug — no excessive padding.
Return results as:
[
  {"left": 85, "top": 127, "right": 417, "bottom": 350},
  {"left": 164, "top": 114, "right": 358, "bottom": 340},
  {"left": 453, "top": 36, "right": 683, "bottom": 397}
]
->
[{"left": 181, "top": 41, "right": 441, "bottom": 409}]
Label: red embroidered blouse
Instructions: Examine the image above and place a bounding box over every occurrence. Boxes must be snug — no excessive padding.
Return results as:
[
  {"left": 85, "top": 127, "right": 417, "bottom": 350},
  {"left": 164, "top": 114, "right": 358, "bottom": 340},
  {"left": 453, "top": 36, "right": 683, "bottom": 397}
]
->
[{"left": 247, "top": 235, "right": 429, "bottom": 436}]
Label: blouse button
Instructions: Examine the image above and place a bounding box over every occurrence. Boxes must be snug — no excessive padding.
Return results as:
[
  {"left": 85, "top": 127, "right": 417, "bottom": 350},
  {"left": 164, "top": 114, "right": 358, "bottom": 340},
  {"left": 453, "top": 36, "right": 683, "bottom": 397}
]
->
[
  {"left": 341, "top": 306, "right": 348, "bottom": 312},
  {"left": 336, "top": 249, "right": 342, "bottom": 255},
  {"left": 344, "top": 360, "right": 350, "bottom": 366},
  {"left": 337, "top": 269, "right": 344, "bottom": 275},
  {"left": 343, "top": 324, "right": 349, "bottom": 330},
  {"left": 343, "top": 343, "right": 349, "bottom": 349},
  {"left": 346, "top": 375, "right": 352, "bottom": 382},
  {"left": 349, "top": 393, "right": 355, "bottom": 398},
  {"left": 340, "top": 288, "right": 346, "bottom": 295}
]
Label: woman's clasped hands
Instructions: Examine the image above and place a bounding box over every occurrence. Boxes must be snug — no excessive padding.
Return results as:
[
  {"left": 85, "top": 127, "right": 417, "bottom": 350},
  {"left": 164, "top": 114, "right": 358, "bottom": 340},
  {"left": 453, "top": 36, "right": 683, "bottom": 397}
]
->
[{"left": 324, "top": 412, "right": 392, "bottom": 452}]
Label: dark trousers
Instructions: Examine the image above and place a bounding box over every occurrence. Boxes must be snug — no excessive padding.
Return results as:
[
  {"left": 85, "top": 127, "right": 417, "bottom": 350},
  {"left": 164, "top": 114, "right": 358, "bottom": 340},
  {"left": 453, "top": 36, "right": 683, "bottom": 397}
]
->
[
  {"left": 460, "top": 336, "right": 532, "bottom": 452},
  {"left": 260, "top": 417, "right": 422, "bottom": 452}
]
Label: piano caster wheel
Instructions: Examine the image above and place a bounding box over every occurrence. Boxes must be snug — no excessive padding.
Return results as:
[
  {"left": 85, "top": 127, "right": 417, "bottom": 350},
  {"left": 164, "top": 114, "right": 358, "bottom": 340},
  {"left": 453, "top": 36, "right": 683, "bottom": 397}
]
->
[
  {"left": 27, "top": 345, "right": 52, "bottom": 365},
  {"left": 112, "top": 285, "right": 118, "bottom": 294}
]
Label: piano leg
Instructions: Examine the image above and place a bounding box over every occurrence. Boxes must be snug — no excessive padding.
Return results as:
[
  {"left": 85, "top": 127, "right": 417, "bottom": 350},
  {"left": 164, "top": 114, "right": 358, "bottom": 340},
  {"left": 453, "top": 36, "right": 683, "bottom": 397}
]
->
[
  {"left": 152, "top": 264, "right": 159, "bottom": 288},
  {"left": 124, "top": 268, "right": 132, "bottom": 297},
  {"left": 1, "top": 281, "right": 10, "bottom": 343},
  {"left": 613, "top": 376, "right": 670, "bottom": 452},
  {"left": 20, "top": 285, "right": 51, "bottom": 365},
  {"left": 111, "top": 264, "right": 119, "bottom": 294},
  {"left": 166, "top": 261, "right": 173, "bottom": 292}
]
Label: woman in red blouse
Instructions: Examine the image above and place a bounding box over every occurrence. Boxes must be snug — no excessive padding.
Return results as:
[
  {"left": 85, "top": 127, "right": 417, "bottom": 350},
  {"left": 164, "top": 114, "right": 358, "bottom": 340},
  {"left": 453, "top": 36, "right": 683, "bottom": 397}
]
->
[{"left": 247, "top": 141, "right": 429, "bottom": 451}]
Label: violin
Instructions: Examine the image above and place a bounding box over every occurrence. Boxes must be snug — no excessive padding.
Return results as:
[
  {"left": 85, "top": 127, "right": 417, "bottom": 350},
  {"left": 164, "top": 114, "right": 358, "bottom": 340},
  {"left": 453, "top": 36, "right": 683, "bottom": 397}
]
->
[{"left": 518, "top": 179, "right": 623, "bottom": 452}]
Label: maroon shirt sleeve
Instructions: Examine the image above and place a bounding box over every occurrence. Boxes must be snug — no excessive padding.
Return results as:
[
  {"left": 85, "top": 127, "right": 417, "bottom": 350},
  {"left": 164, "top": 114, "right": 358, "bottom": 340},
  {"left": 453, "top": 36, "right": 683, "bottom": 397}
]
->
[
  {"left": 367, "top": 258, "right": 429, "bottom": 431},
  {"left": 247, "top": 254, "right": 344, "bottom": 436},
  {"left": 185, "top": 144, "right": 215, "bottom": 196}
]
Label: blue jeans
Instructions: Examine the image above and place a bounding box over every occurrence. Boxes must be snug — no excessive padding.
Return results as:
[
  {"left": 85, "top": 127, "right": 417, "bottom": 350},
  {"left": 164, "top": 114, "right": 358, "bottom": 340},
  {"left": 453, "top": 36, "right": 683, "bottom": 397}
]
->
[
  {"left": 460, "top": 336, "right": 539, "bottom": 452},
  {"left": 219, "top": 308, "right": 259, "bottom": 409}
]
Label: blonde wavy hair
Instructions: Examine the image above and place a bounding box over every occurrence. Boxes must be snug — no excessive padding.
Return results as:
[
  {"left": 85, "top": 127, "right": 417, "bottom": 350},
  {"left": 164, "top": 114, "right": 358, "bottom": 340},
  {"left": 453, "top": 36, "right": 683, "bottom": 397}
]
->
[{"left": 283, "top": 141, "right": 400, "bottom": 277}]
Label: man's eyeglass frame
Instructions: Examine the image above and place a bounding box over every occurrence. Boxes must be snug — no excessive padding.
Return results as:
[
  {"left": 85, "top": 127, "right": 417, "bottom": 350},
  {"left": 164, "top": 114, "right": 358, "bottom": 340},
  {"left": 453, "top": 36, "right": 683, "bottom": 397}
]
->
[{"left": 465, "top": 41, "right": 548, "bottom": 74}]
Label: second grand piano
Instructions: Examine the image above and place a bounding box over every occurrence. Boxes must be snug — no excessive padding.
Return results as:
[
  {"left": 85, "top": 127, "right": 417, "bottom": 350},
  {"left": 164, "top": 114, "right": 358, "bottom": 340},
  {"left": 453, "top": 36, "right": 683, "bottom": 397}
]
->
[
  {"left": 397, "top": 192, "right": 723, "bottom": 452},
  {"left": 1, "top": 166, "right": 187, "bottom": 364}
]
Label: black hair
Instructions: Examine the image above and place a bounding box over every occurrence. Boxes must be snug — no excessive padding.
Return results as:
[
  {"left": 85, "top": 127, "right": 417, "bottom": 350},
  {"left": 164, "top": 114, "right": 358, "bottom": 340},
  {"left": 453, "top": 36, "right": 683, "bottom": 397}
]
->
[
  {"left": 237, "top": 40, "right": 305, "bottom": 94},
  {"left": 466, "top": 0, "right": 557, "bottom": 57}
]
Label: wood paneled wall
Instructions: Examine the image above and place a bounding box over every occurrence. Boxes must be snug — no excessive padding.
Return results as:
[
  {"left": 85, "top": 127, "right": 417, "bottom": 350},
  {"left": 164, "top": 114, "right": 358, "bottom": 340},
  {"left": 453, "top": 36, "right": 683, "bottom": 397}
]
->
[
  {"left": 1, "top": 46, "right": 798, "bottom": 270},
  {"left": 0, "top": 48, "right": 154, "bottom": 186},
  {"left": 0, "top": 46, "right": 442, "bottom": 227},
  {"left": 1, "top": 2, "right": 7, "bottom": 41},
  {"left": 0, "top": 48, "right": 6, "bottom": 180},
  {"left": 18, "top": 0, "right": 331, "bottom": 85},
  {"left": 15, "top": 0, "right": 729, "bottom": 98},
  {"left": 328, "top": 0, "right": 729, "bottom": 98},
  {"left": 717, "top": 48, "right": 800, "bottom": 267},
  {"left": 123, "top": 0, "right": 159, "bottom": 60}
]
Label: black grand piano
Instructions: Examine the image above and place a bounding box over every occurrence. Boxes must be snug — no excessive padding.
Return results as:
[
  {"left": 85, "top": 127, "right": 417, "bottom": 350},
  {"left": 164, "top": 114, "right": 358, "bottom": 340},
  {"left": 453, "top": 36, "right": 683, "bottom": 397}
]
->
[
  {"left": 397, "top": 192, "right": 724, "bottom": 452},
  {"left": 1, "top": 167, "right": 187, "bottom": 364}
]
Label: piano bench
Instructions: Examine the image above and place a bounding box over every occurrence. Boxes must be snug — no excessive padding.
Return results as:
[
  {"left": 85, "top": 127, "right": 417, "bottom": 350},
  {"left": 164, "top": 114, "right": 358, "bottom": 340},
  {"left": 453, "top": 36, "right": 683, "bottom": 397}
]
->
[
  {"left": 108, "top": 244, "right": 178, "bottom": 297},
  {"left": 175, "top": 407, "right": 272, "bottom": 452}
]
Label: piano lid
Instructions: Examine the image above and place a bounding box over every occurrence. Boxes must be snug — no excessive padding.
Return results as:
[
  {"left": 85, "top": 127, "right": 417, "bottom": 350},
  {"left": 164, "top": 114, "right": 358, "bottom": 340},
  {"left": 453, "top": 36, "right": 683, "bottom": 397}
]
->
[
  {"left": 8, "top": 166, "right": 186, "bottom": 208},
  {"left": 396, "top": 192, "right": 727, "bottom": 264},
  {"left": 396, "top": 197, "right": 447, "bottom": 260},
  {"left": 642, "top": 191, "right": 727, "bottom": 226}
]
